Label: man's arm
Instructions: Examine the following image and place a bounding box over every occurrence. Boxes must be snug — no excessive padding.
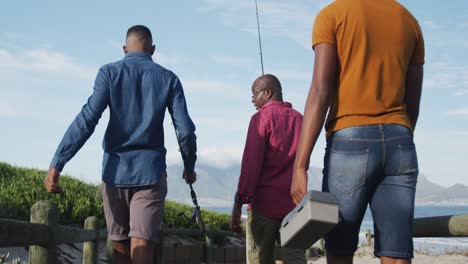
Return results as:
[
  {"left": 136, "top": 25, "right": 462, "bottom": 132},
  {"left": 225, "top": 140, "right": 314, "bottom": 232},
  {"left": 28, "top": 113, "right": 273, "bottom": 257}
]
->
[
  {"left": 230, "top": 114, "right": 266, "bottom": 234},
  {"left": 291, "top": 44, "right": 337, "bottom": 205},
  {"left": 45, "top": 67, "right": 110, "bottom": 193},
  {"left": 405, "top": 64, "right": 424, "bottom": 131},
  {"left": 167, "top": 76, "right": 197, "bottom": 183}
]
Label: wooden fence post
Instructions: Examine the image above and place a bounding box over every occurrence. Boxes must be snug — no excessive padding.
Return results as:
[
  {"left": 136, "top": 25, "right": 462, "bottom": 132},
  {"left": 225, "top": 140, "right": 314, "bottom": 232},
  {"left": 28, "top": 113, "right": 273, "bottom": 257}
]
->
[
  {"left": 154, "top": 223, "right": 165, "bottom": 264},
  {"left": 83, "top": 216, "right": 99, "bottom": 264},
  {"left": 365, "top": 229, "right": 372, "bottom": 246},
  {"left": 29, "top": 200, "right": 60, "bottom": 264},
  {"left": 205, "top": 224, "right": 213, "bottom": 264},
  {"left": 106, "top": 239, "right": 113, "bottom": 262}
]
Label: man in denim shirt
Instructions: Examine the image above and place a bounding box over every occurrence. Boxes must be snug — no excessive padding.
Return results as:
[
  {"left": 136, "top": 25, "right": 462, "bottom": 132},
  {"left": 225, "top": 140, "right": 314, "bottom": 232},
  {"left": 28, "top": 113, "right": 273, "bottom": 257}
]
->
[{"left": 45, "top": 25, "right": 197, "bottom": 263}]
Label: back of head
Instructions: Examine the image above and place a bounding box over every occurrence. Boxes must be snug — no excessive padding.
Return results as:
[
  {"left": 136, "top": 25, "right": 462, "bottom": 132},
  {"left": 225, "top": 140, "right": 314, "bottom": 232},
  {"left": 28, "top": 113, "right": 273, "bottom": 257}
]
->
[
  {"left": 256, "top": 74, "right": 283, "bottom": 100},
  {"left": 125, "top": 25, "right": 154, "bottom": 53}
]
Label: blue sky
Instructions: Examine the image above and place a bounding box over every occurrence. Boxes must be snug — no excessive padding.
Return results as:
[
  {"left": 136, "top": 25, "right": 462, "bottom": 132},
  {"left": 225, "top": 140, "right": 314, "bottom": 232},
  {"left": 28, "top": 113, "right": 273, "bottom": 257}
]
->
[{"left": 0, "top": 0, "right": 467, "bottom": 187}]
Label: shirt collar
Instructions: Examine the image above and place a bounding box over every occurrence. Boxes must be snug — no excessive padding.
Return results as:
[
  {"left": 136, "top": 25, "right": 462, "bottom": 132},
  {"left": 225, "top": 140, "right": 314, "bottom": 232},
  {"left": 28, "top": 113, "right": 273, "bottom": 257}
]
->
[
  {"left": 124, "top": 52, "right": 153, "bottom": 60},
  {"left": 260, "top": 100, "right": 292, "bottom": 110}
]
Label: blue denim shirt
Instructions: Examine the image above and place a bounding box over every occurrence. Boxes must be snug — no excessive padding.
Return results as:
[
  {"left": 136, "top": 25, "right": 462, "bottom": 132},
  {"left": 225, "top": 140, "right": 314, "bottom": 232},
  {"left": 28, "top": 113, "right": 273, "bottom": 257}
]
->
[{"left": 50, "top": 52, "right": 197, "bottom": 186}]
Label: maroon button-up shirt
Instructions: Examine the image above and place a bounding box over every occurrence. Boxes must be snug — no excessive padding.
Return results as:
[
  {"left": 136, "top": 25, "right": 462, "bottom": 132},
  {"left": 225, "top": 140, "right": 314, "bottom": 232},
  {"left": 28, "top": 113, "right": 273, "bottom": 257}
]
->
[{"left": 235, "top": 101, "right": 303, "bottom": 219}]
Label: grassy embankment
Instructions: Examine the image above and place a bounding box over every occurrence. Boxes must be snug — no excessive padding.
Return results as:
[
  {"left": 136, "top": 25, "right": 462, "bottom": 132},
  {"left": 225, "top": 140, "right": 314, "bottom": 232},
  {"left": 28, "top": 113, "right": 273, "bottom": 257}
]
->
[{"left": 0, "top": 162, "right": 230, "bottom": 232}]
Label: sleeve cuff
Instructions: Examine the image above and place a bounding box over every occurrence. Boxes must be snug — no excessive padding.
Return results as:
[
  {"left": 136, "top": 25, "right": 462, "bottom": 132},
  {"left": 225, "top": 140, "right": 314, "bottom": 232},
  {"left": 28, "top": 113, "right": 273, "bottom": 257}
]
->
[
  {"left": 234, "top": 192, "right": 253, "bottom": 205},
  {"left": 50, "top": 157, "right": 65, "bottom": 172}
]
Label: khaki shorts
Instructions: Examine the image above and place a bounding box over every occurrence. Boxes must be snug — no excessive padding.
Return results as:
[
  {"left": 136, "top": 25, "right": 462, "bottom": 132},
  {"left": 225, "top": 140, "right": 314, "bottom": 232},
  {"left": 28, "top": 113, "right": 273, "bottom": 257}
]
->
[{"left": 101, "top": 173, "right": 167, "bottom": 242}]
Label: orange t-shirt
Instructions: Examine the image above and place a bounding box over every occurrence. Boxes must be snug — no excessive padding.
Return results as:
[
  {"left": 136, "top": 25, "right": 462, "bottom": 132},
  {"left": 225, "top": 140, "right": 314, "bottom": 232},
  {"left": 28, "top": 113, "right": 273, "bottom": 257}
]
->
[{"left": 312, "top": 0, "right": 425, "bottom": 137}]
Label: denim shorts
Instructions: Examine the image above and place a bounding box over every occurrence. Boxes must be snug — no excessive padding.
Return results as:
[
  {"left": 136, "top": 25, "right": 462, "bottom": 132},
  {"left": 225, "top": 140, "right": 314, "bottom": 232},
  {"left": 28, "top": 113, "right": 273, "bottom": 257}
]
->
[{"left": 322, "top": 124, "right": 418, "bottom": 259}]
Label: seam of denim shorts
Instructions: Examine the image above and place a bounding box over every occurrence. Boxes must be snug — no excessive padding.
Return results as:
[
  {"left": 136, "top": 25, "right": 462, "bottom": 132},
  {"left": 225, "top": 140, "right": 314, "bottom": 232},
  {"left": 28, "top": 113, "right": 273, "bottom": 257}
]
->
[
  {"left": 375, "top": 250, "right": 413, "bottom": 259},
  {"left": 324, "top": 246, "right": 357, "bottom": 256},
  {"left": 331, "top": 136, "right": 412, "bottom": 142}
]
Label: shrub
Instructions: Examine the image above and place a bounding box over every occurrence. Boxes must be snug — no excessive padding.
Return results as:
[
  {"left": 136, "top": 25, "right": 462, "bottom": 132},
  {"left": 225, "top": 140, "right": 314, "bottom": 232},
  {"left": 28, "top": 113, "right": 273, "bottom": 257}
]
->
[{"left": 0, "top": 162, "right": 230, "bottom": 232}]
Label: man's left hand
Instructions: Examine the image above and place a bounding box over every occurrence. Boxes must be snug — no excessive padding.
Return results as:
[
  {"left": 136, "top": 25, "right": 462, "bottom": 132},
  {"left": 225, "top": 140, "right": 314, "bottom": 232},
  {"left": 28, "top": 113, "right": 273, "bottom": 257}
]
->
[{"left": 44, "top": 167, "right": 62, "bottom": 194}]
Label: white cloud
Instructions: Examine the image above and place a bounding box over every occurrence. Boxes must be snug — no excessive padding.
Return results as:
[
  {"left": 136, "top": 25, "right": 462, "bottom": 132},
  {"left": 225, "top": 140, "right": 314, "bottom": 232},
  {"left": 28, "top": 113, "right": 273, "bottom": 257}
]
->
[
  {"left": 198, "top": 145, "right": 244, "bottom": 168},
  {"left": 452, "top": 90, "right": 468, "bottom": 97},
  {"left": 211, "top": 55, "right": 256, "bottom": 68},
  {"left": 165, "top": 145, "right": 243, "bottom": 169},
  {"left": 422, "top": 20, "right": 444, "bottom": 30},
  {"left": 153, "top": 52, "right": 183, "bottom": 66},
  {"left": 424, "top": 62, "right": 468, "bottom": 91},
  {"left": 0, "top": 100, "right": 57, "bottom": 121},
  {"left": 183, "top": 79, "right": 246, "bottom": 96},
  {"left": 108, "top": 40, "right": 122, "bottom": 50},
  {"left": 0, "top": 102, "right": 32, "bottom": 118},
  {"left": 453, "top": 131, "right": 468, "bottom": 137},
  {"left": 446, "top": 108, "right": 468, "bottom": 117},
  {"left": 200, "top": 0, "right": 332, "bottom": 48},
  {"left": 196, "top": 117, "right": 249, "bottom": 132},
  {"left": 0, "top": 48, "right": 96, "bottom": 81}
]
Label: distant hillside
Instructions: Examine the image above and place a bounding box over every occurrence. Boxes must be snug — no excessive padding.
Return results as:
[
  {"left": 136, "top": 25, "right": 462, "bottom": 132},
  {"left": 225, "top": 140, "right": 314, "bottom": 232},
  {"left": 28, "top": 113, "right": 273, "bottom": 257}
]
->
[
  {"left": 166, "top": 163, "right": 468, "bottom": 207},
  {"left": 416, "top": 175, "right": 468, "bottom": 205}
]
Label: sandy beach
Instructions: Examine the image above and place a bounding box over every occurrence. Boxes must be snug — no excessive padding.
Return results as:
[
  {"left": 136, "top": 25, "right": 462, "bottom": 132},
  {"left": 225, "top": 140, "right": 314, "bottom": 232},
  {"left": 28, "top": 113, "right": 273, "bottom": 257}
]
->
[
  {"left": 2, "top": 244, "right": 468, "bottom": 263},
  {"left": 307, "top": 246, "right": 468, "bottom": 264},
  {"left": 309, "top": 253, "right": 468, "bottom": 264}
]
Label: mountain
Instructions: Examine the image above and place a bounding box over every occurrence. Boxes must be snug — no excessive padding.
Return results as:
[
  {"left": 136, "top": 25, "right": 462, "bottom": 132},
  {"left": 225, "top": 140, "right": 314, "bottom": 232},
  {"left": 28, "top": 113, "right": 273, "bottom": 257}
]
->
[
  {"left": 416, "top": 175, "right": 468, "bottom": 206},
  {"left": 165, "top": 163, "right": 468, "bottom": 207}
]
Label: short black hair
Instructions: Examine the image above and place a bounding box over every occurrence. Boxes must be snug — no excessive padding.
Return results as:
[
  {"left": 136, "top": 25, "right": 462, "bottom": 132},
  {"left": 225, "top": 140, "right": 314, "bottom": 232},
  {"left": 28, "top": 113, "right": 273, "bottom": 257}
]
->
[{"left": 126, "top": 25, "right": 153, "bottom": 44}]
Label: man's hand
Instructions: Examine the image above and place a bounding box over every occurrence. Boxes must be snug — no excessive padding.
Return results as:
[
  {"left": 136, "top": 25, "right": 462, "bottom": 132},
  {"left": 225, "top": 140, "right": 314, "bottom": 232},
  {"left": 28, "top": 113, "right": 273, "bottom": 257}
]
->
[
  {"left": 291, "top": 168, "right": 308, "bottom": 205},
  {"left": 183, "top": 169, "right": 197, "bottom": 184},
  {"left": 229, "top": 203, "right": 243, "bottom": 234},
  {"left": 44, "top": 167, "right": 63, "bottom": 194}
]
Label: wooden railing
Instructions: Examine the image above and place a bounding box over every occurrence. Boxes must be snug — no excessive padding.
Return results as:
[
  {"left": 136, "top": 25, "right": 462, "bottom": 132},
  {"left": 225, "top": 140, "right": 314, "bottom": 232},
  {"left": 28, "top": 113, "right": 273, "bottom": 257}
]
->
[
  {"left": 4, "top": 200, "right": 466, "bottom": 263},
  {"left": 0, "top": 200, "right": 238, "bottom": 264},
  {"left": 365, "top": 214, "right": 468, "bottom": 245}
]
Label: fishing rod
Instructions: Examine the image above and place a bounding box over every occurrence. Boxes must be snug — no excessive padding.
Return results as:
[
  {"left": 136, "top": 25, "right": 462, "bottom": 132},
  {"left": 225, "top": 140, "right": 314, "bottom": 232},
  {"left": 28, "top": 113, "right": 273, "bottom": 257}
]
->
[
  {"left": 189, "top": 183, "right": 206, "bottom": 232},
  {"left": 255, "top": 0, "right": 265, "bottom": 75}
]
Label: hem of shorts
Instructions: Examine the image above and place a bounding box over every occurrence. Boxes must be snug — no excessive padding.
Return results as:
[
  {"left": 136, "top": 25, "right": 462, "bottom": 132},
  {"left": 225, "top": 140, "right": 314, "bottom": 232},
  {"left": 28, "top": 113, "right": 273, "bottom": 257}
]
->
[
  {"left": 375, "top": 251, "right": 413, "bottom": 259},
  {"left": 128, "top": 231, "right": 158, "bottom": 243},
  {"left": 108, "top": 234, "right": 130, "bottom": 241},
  {"left": 324, "top": 247, "right": 357, "bottom": 256}
]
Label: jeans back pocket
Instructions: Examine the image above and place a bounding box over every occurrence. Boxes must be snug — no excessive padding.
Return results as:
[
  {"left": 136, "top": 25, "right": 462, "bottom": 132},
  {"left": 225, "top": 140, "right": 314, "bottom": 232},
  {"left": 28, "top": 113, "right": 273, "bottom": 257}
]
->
[{"left": 329, "top": 148, "right": 369, "bottom": 194}]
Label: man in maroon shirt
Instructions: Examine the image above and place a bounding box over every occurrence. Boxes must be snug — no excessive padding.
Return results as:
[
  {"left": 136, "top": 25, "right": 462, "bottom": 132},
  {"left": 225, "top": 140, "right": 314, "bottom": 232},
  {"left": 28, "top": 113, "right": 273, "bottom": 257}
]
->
[{"left": 230, "top": 74, "right": 304, "bottom": 263}]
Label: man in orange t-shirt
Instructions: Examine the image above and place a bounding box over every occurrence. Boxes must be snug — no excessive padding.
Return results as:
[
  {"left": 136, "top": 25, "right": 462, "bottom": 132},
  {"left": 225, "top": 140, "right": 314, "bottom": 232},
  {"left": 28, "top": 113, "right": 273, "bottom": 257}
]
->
[{"left": 291, "top": 1, "right": 424, "bottom": 263}]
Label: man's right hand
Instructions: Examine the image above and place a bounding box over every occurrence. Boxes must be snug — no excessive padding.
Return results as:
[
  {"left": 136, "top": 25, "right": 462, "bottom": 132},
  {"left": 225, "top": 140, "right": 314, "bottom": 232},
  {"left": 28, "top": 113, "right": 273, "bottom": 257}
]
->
[
  {"left": 291, "top": 168, "right": 308, "bottom": 205},
  {"left": 44, "top": 167, "right": 63, "bottom": 194},
  {"left": 229, "top": 203, "right": 243, "bottom": 234},
  {"left": 183, "top": 169, "right": 197, "bottom": 184}
]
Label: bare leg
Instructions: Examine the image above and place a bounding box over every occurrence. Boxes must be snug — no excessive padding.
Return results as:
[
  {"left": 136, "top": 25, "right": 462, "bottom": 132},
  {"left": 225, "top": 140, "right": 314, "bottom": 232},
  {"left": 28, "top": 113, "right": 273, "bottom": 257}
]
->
[
  {"left": 131, "top": 237, "right": 155, "bottom": 263},
  {"left": 112, "top": 240, "right": 131, "bottom": 264},
  {"left": 327, "top": 254, "right": 353, "bottom": 264},
  {"left": 381, "top": 257, "right": 411, "bottom": 264}
]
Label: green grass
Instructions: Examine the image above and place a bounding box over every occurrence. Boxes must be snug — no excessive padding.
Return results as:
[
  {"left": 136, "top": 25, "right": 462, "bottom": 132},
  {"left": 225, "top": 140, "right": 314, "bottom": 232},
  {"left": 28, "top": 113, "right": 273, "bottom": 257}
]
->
[{"left": 0, "top": 162, "right": 230, "bottom": 232}]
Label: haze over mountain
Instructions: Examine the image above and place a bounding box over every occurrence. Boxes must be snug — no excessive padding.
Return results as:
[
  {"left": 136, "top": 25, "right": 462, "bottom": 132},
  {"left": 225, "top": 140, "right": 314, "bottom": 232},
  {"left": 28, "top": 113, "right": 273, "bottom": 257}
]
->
[{"left": 166, "top": 163, "right": 468, "bottom": 207}]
